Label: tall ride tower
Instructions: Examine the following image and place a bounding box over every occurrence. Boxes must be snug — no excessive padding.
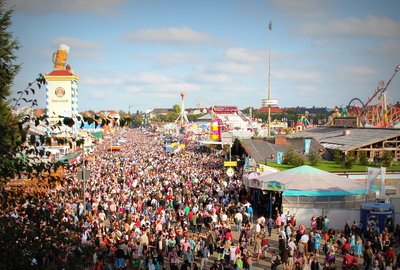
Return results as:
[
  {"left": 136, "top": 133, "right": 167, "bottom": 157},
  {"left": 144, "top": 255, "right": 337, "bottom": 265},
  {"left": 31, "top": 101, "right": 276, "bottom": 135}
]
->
[
  {"left": 261, "top": 21, "right": 278, "bottom": 137},
  {"left": 175, "top": 91, "right": 189, "bottom": 127}
]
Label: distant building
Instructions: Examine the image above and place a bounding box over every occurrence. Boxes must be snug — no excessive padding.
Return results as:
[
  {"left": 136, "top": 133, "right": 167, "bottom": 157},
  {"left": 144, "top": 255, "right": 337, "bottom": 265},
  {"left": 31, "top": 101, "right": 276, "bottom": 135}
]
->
[
  {"left": 256, "top": 106, "right": 282, "bottom": 114},
  {"left": 97, "top": 110, "right": 120, "bottom": 120},
  {"left": 186, "top": 107, "right": 209, "bottom": 115},
  {"left": 282, "top": 106, "right": 330, "bottom": 115},
  {"left": 239, "top": 136, "right": 326, "bottom": 163},
  {"left": 287, "top": 126, "right": 400, "bottom": 162},
  {"left": 148, "top": 108, "right": 173, "bottom": 120}
]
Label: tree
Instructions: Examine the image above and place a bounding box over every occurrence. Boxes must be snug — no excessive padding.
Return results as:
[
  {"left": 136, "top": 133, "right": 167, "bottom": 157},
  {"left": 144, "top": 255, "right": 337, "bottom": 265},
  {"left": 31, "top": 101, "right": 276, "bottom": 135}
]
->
[
  {"left": 381, "top": 151, "right": 393, "bottom": 167},
  {"left": 132, "top": 110, "right": 143, "bottom": 126},
  {"left": 241, "top": 107, "right": 256, "bottom": 115},
  {"left": 343, "top": 156, "right": 355, "bottom": 169},
  {"left": 0, "top": 0, "right": 21, "bottom": 180},
  {"left": 284, "top": 147, "right": 305, "bottom": 167},
  {"left": 308, "top": 150, "right": 320, "bottom": 166},
  {"left": 173, "top": 104, "right": 181, "bottom": 114},
  {"left": 359, "top": 151, "right": 369, "bottom": 166},
  {"left": 333, "top": 150, "right": 343, "bottom": 164},
  {"left": 0, "top": 4, "right": 98, "bottom": 268}
]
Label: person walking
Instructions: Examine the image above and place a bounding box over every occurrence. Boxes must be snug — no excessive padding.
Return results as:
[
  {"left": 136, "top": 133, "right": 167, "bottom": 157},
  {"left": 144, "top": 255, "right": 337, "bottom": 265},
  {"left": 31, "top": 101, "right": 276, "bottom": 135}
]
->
[
  {"left": 235, "top": 211, "right": 243, "bottom": 232},
  {"left": 200, "top": 245, "right": 210, "bottom": 270},
  {"left": 267, "top": 216, "right": 274, "bottom": 237},
  {"left": 271, "top": 250, "right": 281, "bottom": 270},
  {"left": 168, "top": 247, "right": 180, "bottom": 270}
]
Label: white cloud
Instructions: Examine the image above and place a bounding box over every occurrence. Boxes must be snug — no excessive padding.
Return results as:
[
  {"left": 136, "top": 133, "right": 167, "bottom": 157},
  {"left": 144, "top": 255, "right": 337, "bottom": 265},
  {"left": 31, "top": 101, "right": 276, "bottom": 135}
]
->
[
  {"left": 271, "top": 0, "right": 324, "bottom": 10},
  {"left": 275, "top": 69, "right": 323, "bottom": 82},
  {"left": 156, "top": 52, "right": 203, "bottom": 66},
  {"left": 81, "top": 71, "right": 201, "bottom": 101},
  {"left": 225, "top": 47, "right": 265, "bottom": 62},
  {"left": 367, "top": 39, "right": 400, "bottom": 55},
  {"left": 10, "top": 0, "right": 128, "bottom": 15},
  {"left": 193, "top": 73, "right": 231, "bottom": 83},
  {"left": 129, "top": 72, "right": 173, "bottom": 84},
  {"left": 342, "top": 66, "right": 378, "bottom": 77},
  {"left": 121, "top": 27, "right": 221, "bottom": 46},
  {"left": 224, "top": 47, "right": 295, "bottom": 65},
  {"left": 89, "top": 90, "right": 109, "bottom": 100},
  {"left": 270, "top": 0, "right": 334, "bottom": 20},
  {"left": 80, "top": 77, "right": 123, "bottom": 86},
  {"left": 53, "top": 37, "right": 102, "bottom": 50},
  {"left": 160, "top": 82, "right": 201, "bottom": 92},
  {"left": 298, "top": 85, "right": 317, "bottom": 93},
  {"left": 215, "top": 62, "right": 253, "bottom": 74},
  {"left": 52, "top": 37, "right": 105, "bottom": 61},
  {"left": 124, "top": 85, "right": 143, "bottom": 94},
  {"left": 298, "top": 15, "right": 400, "bottom": 38}
]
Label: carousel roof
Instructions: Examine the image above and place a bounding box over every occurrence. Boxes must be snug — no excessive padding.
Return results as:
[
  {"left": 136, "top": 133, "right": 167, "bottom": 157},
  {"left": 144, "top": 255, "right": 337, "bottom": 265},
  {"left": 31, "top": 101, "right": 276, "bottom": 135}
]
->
[{"left": 249, "top": 165, "right": 372, "bottom": 197}]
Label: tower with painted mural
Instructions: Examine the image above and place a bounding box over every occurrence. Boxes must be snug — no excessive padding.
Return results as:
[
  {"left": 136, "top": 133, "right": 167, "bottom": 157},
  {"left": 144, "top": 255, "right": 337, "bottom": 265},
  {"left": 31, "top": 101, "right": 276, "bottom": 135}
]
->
[{"left": 44, "top": 44, "right": 79, "bottom": 124}]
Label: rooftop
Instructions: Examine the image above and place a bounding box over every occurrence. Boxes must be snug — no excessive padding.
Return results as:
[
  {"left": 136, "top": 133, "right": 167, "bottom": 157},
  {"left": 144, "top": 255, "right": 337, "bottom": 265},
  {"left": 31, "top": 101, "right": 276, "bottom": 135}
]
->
[
  {"left": 47, "top": 70, "right": 74, "bottom": 76},
  {"left": 287, "top": 126, "right": 400, "bottom": 151}
]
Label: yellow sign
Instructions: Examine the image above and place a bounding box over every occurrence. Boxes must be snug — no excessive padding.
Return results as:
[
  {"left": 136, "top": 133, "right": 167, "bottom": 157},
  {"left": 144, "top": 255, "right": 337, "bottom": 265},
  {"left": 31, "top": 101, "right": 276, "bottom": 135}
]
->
[{"left": 224, "top": 161, "right": 237, "bottom": 167}]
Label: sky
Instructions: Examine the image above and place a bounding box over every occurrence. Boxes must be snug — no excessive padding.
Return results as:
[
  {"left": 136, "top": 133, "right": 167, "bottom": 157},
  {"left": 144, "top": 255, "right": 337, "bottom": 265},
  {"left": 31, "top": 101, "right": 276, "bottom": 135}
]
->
[{"left": 7, "top": 0, "right": 400, "bottom": 113}]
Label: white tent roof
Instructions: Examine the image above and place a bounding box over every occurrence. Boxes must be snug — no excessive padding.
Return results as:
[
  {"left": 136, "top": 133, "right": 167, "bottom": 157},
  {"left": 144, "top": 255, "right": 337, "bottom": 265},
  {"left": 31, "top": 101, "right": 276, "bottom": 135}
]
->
[{"left": 252, "top": 165, "right": 369, "bottom": 196}]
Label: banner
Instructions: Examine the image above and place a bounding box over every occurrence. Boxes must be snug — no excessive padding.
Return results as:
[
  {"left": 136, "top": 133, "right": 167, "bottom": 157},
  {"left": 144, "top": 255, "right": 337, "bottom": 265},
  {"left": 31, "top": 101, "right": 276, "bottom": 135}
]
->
[
  {"left": 244, "top": 156, "right": 250, "bottom": 170},
  {"left": 366, "top": 167, "right": 386, "bottom": 195},
  {"left": 276, "top": 151, "right": 283, "bottom": 165},
  {"left": 380, "top": 167, "right": 386, "bottom": 197},
  {"left": 304, "top": 139, "right": 312, "bottom": 154}
]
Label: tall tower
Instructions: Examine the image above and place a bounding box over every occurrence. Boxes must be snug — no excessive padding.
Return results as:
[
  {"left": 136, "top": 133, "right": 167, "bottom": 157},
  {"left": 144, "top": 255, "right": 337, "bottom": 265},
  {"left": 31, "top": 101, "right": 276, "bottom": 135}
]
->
[
  {"left": 261, "top": 20, "right": 278, "bottom": 137},
  {"left": 44, "top": 45, "right": 79, "bottom": 125}
]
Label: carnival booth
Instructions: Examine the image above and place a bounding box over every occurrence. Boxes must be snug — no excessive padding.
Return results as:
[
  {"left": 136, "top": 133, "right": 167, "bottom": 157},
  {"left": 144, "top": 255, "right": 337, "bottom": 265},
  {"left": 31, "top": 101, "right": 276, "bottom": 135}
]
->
[
  {"left": 244, "top": 165, "right": 378, "bottom": 228},
  {"left": 360, "top": 202, "right": 394, "bottom": 233}
]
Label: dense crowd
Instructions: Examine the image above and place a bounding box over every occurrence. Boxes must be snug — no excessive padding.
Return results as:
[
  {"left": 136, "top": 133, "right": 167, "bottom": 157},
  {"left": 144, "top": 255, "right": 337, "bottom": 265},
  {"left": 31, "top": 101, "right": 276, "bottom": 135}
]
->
[
  {"left": 271, "top": 212, "right": 400, "bottom": 270},
  {"left": 1, "top": 127, "right": 400, "bottom": 270}
]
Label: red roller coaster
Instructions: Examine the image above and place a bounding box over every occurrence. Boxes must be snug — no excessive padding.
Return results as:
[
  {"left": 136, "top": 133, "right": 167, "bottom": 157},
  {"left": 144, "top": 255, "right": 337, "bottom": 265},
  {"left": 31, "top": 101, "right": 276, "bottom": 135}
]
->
[{"left": 347, "top": 64, "right": 400, "bottom": 127}]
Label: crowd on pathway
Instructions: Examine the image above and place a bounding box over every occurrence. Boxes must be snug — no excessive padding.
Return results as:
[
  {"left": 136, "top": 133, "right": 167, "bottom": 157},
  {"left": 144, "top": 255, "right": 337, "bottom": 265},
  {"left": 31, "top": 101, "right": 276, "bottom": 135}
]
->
[
  {"left": 2, "top": 127, "right": 400, "bottom": 270},
  {"left": 270, "top": 211, "right": 400, "bottom": 270}
]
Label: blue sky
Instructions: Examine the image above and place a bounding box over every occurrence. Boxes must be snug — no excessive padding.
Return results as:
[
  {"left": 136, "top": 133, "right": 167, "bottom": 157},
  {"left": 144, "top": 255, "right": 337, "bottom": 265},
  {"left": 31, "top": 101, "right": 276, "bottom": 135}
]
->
[{"left": 8, "top": 0, "right": 400, "bottom": 113}]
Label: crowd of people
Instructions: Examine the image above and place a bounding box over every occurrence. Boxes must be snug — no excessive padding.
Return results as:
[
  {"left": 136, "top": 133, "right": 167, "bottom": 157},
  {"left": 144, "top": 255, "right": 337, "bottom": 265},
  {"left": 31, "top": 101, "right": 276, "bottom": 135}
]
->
[
  {"left": 270, "top": 211, "right": 400, "bottom": 270},
  {"left": 1, "top": 127, "right": 400, "bottom": 270}
]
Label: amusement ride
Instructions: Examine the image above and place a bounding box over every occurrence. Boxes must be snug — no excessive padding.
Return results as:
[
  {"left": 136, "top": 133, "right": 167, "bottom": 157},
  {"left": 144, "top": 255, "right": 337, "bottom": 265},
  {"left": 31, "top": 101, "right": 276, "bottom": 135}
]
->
[{"left": 346, "top": 64, "right": 400, "bottom": 128}]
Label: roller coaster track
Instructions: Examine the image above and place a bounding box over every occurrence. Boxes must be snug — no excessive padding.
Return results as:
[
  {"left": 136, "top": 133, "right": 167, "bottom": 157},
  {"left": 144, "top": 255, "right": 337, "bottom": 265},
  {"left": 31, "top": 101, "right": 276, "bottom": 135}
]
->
[{"left": 348, "top": 65, "right": 400, "bottom": 127}]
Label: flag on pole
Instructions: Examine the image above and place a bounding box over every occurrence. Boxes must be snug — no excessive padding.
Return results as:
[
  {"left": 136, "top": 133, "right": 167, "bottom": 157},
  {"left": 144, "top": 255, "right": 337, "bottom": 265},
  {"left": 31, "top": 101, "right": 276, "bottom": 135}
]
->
[{"left": 268, "top": 20, "right": 272, "bottom": 31}]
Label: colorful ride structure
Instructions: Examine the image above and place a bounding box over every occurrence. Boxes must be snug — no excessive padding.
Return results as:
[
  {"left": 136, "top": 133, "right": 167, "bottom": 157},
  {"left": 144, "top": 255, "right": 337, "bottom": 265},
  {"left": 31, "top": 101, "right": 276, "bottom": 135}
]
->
[
  {"left": 297, "top": 111, "right": 311, "bottom": 127},
  {"left": 210, "top": 117, "right": 222, "bottom": 141},
  {"left": 346, "top": 65, "right": 400, "bottom": 128}
]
